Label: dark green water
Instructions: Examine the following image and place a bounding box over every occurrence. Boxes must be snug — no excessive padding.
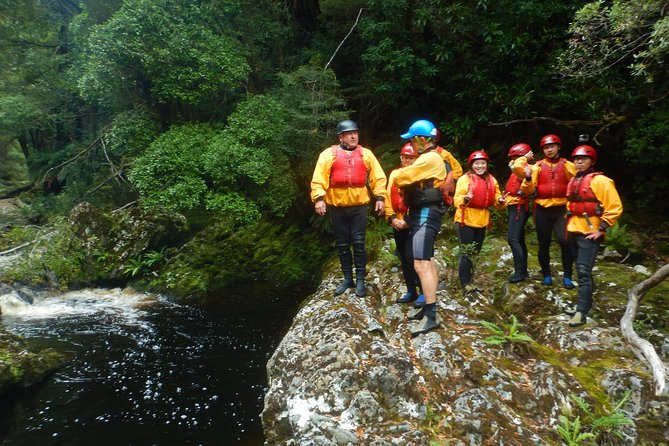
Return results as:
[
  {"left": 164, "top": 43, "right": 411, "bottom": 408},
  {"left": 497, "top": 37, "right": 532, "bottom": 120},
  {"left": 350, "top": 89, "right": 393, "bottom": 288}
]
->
[{"left": 0, "top": 287, "right": 300, "bottom": 445}]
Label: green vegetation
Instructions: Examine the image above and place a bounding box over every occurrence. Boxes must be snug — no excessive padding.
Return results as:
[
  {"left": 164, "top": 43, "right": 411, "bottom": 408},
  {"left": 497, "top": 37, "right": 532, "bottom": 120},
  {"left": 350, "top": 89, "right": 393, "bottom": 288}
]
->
[
  {"left": 557, "top": 392, "right": 634, "bottom": 445},
  {"left": 479, "top": 315, "right": 535, "bottom": 347}
]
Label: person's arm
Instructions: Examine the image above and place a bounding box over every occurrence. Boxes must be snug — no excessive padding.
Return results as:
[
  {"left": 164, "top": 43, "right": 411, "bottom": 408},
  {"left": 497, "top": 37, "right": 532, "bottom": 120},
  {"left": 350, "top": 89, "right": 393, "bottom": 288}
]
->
[
  {"left": 520, "top": 164, "right": 538, "bottom": 196},
  {"left": 393, "top": 153, "right": 445, "bottom": 188},
  {"left": 445, "top": 151, "right": 464, "bottom": 180},
  {"left": 310, "top": 149, "right": 332, "bottom": 215},
  {"left": 589, "top": 176, "right": 623, "bottom": 240},
  {"left": 310, "top": 150, "right": 330, "bottom": 202},
  {"left": 453, "top": 175, "right": 470, "bottom": 208},
  {"left": 493, "top": 177, "right": 507, "bottom": 210},
  {"left": 364, "top": 149, "right": 387, "bottom": 214}
]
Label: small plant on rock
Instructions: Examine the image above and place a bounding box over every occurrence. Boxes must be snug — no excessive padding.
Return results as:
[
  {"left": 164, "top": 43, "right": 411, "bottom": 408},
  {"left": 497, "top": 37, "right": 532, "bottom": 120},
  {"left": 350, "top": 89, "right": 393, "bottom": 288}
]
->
[
  {"left": 557, "top": 391, "right": 634, "bottom": 445},
  {"left": 479, "top": 315, "right": 535, "bottom": 356},
  {"left": 480, "top": 315, "right": 534, "bottom": 346}
]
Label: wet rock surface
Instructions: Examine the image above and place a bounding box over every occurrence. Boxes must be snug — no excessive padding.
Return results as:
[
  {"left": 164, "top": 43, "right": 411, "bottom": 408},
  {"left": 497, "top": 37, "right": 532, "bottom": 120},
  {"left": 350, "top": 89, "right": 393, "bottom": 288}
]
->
[{"left": 262, "top": 238, "right": 669, "bottom": 445}]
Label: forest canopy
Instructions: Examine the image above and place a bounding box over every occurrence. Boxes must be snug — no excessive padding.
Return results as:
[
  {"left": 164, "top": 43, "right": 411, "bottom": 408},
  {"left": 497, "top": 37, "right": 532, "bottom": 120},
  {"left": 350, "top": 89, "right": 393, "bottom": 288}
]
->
[{"left": 1, "top": 0, "right": 668, "bottom": 221}]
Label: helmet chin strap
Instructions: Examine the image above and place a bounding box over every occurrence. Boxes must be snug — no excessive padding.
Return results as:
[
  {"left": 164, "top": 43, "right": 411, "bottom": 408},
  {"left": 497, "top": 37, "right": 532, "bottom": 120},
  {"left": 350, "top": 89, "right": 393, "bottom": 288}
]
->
[{"left": 416, "top": 137, "right": 434, "bottom": 154}]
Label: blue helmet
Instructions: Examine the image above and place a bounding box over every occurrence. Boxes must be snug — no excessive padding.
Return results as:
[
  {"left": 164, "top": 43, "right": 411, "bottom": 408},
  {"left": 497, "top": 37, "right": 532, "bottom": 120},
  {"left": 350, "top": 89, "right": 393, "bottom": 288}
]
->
[{"left": 400, "top": 120, "right": 438, "bottom": 139}]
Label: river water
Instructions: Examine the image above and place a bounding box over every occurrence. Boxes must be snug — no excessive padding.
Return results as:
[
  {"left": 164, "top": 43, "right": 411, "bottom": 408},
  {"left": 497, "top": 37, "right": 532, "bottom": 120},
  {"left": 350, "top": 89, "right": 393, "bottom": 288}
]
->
[{"left": 0, "top": 287, "right": 298, "bottom": 446}]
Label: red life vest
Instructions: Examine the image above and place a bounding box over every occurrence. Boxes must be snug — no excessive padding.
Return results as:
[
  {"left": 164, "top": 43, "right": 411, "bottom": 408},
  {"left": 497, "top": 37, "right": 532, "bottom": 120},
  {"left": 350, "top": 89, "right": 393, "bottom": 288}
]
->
[
  {"left": 536, "top": 158, "right": 569, "bottom": 199},
  {"left": 505, "top": 174, "right": 526, "bottom": 202},
  {"left": 567, "top": 172, "right": 603, "bottom": 216},
  {"left": 390, "top": 184, "right": 408, "bottom": 214},
  {"left": 329, "top": 145, "right": 367, "bottom": 188},
  {"left": 505, "top": 173, "right": 529, "bottom": 220},
  {"left": 467, "top": 172, "right": 496, "bottom": 209}
]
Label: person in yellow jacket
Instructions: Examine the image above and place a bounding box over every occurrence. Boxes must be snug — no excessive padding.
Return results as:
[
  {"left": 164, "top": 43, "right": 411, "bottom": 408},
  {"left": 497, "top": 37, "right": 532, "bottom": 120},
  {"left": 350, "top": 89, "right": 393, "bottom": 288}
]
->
[
  {"left": 392, "top": 119, "right": 447, "bottom": 336},
  {"left": 565, "top": 144, "right": 623, "bottom": 327},
  {"left": 518, "top": 134, "right": 576, "bottom": 288},
  {"left": 310, "top": 120, "right": 387, "bottom": 297},
  {"left": 454, "top": 150, "right": 506, "bottom": 291},
  {"left": 384, "top": 143, "right": 423, "bottom": 304}
]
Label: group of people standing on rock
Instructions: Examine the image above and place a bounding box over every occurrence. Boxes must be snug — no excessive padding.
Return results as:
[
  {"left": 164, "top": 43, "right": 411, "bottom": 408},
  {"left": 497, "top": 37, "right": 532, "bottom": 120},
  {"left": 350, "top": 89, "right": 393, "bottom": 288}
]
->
[{"left": 310, "top": 119, "right": 623, "bottom": 336}]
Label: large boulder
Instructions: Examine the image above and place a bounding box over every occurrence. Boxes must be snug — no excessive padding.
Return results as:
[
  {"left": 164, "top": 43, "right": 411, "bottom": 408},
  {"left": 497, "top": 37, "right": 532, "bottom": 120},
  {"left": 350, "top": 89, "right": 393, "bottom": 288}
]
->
[{"left": 262, "top": 237, "right": 669, "bottom": 445}]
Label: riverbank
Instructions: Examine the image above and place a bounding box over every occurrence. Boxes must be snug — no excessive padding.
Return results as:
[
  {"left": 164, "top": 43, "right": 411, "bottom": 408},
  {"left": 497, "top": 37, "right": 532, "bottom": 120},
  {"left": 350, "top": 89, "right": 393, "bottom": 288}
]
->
[{"left": 262, "top": 228, "right": 669, "bottom": 444}]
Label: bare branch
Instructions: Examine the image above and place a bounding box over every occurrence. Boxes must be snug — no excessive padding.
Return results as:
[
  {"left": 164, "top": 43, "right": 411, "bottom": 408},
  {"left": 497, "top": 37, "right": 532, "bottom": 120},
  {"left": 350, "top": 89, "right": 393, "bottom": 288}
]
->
[
  {"left": 488, "top": 116, "right": 603, "bottom": 127},
  {"left": 0, "top": 231, "right": 57, "bottom": 256},
  {"left": 620, "top": 263, "right": 669, "bottom": 396},
  {"left": 42, "top": 124, "right": 112, "bottom": 183},
  {"left": 324, "top": 8, "right": 363, "bottom": 70}
]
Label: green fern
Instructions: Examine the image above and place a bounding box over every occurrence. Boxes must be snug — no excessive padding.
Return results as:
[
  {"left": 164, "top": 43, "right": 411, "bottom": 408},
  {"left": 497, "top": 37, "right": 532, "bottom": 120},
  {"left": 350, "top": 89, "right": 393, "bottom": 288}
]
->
[
  {"left": 557, "top": 415, "right": 597, "bottom": 445},
  {"left": 480, "top": 315, "right": 535, "bottom": 346}
]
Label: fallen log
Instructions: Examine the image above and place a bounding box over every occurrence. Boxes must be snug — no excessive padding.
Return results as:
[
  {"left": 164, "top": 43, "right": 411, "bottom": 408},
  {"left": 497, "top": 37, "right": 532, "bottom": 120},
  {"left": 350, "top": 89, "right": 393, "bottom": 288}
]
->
[{"left": 620, "top": 263, "right": 669, "bottom": 396}]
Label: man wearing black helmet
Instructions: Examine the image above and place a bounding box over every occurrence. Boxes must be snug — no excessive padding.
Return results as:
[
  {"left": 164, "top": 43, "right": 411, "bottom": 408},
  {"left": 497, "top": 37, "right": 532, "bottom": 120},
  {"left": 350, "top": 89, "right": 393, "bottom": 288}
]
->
[{"left": 311, "top": 120, "right": 387, "bottom": 297}]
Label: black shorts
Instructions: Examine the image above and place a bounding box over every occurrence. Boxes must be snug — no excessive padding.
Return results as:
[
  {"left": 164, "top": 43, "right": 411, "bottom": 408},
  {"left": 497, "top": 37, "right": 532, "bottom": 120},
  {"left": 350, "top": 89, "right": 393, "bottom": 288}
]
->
[{"left": 408, "top": 207, "right": 444, "bottom": 260}]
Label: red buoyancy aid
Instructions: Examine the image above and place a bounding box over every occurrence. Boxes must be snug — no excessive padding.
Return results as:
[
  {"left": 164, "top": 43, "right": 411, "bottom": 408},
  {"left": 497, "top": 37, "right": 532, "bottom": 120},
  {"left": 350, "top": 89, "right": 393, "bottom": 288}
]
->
[
  {"left": 329, "top": 145, "right": 367, "bottom": 188},
  {"left": 567, "top": 172, "right": 603, "bottom": 216},
  {"left": 467, "top": 173, "right": 496, "bottom": 209},
  {"left": 505, "top": 174, "right": 527, "bottom": 202},
  {"left": 536, "top": 159, "right": 569, "bottom": 199},
  {"left": 390, "top": 184, "right": 408, "bottom": 215}
]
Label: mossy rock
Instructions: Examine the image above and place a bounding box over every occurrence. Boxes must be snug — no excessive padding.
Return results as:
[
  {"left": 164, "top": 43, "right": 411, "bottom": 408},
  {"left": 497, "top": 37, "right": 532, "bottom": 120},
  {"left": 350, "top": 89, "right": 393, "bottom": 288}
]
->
[
  {"left": 147, "top": 219, "right": 329, "bottom": 299},
  {"left": 0, "top": 329, "right": 65, "bottom": 395}
]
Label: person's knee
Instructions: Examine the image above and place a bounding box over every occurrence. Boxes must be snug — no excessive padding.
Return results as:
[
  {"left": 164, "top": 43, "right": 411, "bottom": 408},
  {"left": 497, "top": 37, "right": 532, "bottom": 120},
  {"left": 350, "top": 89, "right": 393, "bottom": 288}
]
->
[
  {"left": 576, "top": 263, "right": 592, "bottom": 280},
  {"left": 414, "top": 259, "right": 430, "bottom": 274}
]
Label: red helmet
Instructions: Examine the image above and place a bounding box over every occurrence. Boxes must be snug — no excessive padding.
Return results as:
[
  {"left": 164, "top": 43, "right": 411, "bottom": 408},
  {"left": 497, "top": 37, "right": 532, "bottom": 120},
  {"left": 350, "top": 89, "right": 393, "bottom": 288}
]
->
[
  {"left": 468, "top": 150, "right": 489, "bottom": 165},
  {"left": 508, "top": 143, "right": 532, "bottom": 158},
  {"left": 571, "top": 145, "right": 597, "bottom": 163},
  {"left": 540, "top": 134, "right": 561, "bottom": 148},
  {"left": 400, "top": 143, "right": 417, "bottom": 157}
]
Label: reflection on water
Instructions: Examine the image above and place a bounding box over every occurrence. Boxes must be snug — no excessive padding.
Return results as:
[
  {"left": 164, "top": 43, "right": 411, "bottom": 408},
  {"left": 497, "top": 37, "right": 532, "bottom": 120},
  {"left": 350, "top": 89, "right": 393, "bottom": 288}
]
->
[{"left": 0, "top": 287, "right": 293, "bottom": 446}]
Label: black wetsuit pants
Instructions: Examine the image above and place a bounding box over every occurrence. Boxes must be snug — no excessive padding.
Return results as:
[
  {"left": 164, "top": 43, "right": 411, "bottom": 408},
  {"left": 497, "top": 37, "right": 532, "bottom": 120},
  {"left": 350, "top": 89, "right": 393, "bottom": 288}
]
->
[
  {"left": 330, "top": 205, "right": 367, "bottom": 279},
  {"left": 534, "top": 204, "right": 573, "bottom": 278},
  {"left": 569, "top": 233, "right": 600, "bottom": 316},
  {"left": 455, "top": 223, "right": 486, "bottom": 288},
  {"left": 393, "top": 227, "right": 421, "bottom": 294},
  {"left": 507, "top": 204, "right": 530, "bottom": 276}
]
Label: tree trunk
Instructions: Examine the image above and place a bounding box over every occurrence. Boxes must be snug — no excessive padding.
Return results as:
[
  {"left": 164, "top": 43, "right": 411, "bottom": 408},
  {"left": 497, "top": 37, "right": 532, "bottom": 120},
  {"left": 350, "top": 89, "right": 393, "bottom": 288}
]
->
[{"left": 620, "top": 263, "right": 669, "bottom": 396}]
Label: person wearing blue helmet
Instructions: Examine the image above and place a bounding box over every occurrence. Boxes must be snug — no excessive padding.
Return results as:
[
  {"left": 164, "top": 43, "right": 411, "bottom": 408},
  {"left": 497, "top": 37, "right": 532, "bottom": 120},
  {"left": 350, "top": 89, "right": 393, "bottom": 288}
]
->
[{"left": 391, "top": 119, "right": 447, "bottom": 336}]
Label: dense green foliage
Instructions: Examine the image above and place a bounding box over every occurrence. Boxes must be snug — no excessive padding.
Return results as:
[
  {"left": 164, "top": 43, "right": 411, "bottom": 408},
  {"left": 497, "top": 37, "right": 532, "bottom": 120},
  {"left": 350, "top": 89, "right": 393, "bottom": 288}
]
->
[{"left": 1, "top": 0, "right": 668, "bottom": 291}]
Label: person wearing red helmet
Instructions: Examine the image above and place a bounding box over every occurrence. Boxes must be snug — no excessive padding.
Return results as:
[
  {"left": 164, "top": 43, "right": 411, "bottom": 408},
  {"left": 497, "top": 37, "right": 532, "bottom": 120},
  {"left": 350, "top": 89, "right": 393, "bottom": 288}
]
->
[
  {"left": 505, "top": 143, "right": 534, "bottom": 283},
  {"left": 311, "top": 120, "right": 388, "bottom": 297},
  {"left": 384, "top": 143, "right": 424, "bottom": 304},
  {"left": 454, "top": 150, "right": 506, "bottom": 291},
  {"left": 521, "top": 134, "right": 576, "bottom": 288},
  {"left": 565, "top": 145, "right": 623, "bottom": 327},
  {"left": 392, "top": 120, "right": 447, "bottom": 336}
]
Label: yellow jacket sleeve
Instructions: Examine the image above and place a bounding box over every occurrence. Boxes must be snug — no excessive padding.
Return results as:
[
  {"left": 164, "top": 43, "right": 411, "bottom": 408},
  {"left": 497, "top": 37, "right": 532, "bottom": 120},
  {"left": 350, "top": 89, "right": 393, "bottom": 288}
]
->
[
  {"left": 440, "top": 149, "right": 464, "bottom": 180},
  {"left": 363, "top": 148, "right": 388, "bottom": 199},
  {"left": 392, "top": 151, "right": 446, "bottom": 188},
  {"left": 310, "top": 147, "right": 334, "bottom": 202},
  {"left": 384, "top": 169, "right": 406, "bottom": 220},
  {"left": 567, "top": 175, "right": 623, "bottom": 234}
]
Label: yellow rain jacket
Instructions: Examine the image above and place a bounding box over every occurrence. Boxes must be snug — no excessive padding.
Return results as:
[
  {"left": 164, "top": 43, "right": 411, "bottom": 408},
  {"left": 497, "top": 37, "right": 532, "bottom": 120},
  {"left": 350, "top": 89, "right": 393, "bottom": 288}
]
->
[
  {"left": 567, "top": 174, "right": 623, "bottom": 235},
  {"left": 391, "top": 150, "right": 447, "bottom": 191},
  {"left": 310, "top": 145, "right": 387, "bottom": 207},
  {"left": 454, "top": 173, "right": 504, "bottom": 228}
]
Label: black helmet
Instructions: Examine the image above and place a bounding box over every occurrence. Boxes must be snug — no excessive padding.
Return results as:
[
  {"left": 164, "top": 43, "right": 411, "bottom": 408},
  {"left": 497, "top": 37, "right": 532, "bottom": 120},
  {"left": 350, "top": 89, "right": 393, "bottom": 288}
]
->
[{"left": 336, "top": 120, "right": 359, "bottom": 135}]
